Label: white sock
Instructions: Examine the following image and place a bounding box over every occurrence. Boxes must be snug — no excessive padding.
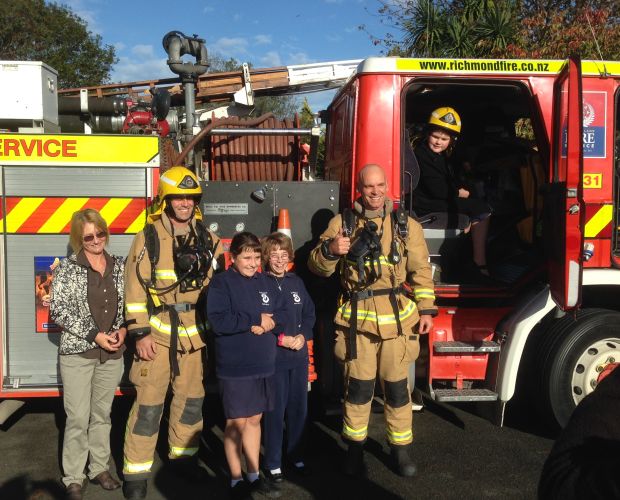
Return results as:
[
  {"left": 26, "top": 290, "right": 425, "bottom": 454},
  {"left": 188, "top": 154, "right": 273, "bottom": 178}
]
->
[
  {"left": 247, "top": 471, "right": 260, "bottom": 483},
  {"left": 294, "top": 461, "right": 305, "bottom": 468},
  {"left": 270, "top": 468, "right": 282, "bottom": 475},
  {"left": 231, "top": 478, "right": 243, "bottom": 487}
]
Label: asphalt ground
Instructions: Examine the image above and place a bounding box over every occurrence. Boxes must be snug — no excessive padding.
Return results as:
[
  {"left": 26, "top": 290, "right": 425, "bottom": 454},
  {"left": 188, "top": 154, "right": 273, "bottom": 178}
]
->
[{"left": 0, "top": 392, "right": 554, "bottom": 500}]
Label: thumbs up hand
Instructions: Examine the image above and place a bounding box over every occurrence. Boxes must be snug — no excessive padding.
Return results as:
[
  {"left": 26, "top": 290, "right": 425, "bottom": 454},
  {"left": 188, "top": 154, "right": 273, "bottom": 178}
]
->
[{"left": 329, "top": 227, "right": 351, "bottom": 256}]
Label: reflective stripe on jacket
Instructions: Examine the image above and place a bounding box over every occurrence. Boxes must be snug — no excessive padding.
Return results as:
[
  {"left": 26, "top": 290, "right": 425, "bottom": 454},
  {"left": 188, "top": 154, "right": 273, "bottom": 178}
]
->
[
  {"left": 124, "top": 214, "right": 222, "bottom": 350},
  {"left": 308, "top": 199, "right": 436, "bottom": 339}
]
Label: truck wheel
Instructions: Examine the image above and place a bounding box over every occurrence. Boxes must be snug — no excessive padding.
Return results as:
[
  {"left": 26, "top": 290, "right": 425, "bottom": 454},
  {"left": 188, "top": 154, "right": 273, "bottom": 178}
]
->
[{"left": 537, "top": 308, "right": 620, "bottom": 428}]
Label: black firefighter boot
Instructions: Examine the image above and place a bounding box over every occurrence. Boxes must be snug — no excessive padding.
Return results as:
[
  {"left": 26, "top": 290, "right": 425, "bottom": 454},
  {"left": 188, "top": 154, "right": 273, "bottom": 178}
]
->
[
  {"left": 122, "top": 479, "right": 147, "bottom": 500},
  {"left": 390, "top": 444, "right": 417, "bottom": 477},
  {"left": 168, "top": 456, "right": 210, "bottom": 483},
  {"left": 343, "top": 441, "right": 365, "bottom": 476}
]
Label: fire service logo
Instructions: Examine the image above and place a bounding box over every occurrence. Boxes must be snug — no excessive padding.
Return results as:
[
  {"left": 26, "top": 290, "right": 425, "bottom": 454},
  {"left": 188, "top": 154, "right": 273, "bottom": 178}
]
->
[
  {"left": 562, "top": 91, "right": 606, "bottom": 159},
  {"left": 582, "top": 92, "right": 606, "bottom": 158}
]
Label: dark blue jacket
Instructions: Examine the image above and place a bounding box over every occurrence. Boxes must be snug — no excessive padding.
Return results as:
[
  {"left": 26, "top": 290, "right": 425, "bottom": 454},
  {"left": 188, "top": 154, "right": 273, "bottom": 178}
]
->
[
  {"left": 265, "top": 273, "right": 315, "bottom": 370},
  {"left": 207, "top": 268, "right": 286, "bottom": 379}
]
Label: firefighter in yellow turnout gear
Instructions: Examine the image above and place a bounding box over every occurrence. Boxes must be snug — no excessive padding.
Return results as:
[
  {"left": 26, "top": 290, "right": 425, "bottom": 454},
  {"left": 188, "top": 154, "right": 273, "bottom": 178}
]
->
[
  {"left": 122, "top": 167, "right": 222, "bottom": 499},
  {"left": 308, "top": 164, "right": 436, "bottom": 477}
]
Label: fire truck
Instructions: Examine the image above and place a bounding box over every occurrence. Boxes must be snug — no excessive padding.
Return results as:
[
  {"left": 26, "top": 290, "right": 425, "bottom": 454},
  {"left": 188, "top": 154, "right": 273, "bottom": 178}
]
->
[{"left": 0, "top": 33, "right": 618, "bottom": 429}]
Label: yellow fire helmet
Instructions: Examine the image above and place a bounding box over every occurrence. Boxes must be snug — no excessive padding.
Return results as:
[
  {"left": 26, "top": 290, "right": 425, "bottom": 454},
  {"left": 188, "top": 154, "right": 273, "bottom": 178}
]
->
[
  {"left": 428, "top": 107, "right": 462, "bottom": 135},
  {"left": 148, "top": 166, "right": 203, "bottom": 223}
]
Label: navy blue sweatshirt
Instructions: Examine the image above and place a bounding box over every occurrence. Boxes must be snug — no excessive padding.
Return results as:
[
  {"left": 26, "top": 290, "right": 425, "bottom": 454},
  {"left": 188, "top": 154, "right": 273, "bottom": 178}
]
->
[
  {"left": 207, "top": 267, "right": 286, "bottom": 379},
  {"left": 265, "top": 273, "right": 316, "bottom": 370}
]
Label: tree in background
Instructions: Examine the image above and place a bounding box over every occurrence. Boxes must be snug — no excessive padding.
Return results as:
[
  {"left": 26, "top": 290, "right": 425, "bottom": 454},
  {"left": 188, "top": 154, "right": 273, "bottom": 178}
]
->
[
  {"left": 0, "top": 0, "right": 117, "bottom": 88},
  {"left": 365, "top": 0, "right": 620, "bottom": 60},
  {"left": 208, "top": 55, "right": 299, "bottom": 120}
]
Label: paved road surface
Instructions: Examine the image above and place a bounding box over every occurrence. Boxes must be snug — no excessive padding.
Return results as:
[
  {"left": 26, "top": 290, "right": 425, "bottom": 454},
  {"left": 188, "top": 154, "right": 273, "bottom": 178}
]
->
[{"left": 0, "top": 395, "right": 554, "bottom": 499}]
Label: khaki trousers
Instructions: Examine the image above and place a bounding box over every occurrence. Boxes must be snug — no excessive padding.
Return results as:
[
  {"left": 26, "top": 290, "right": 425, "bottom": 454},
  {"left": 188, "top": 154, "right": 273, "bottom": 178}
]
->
[
  {"left": 335, "top": 328, "right": 419, "bottom": 446},
  {"left": 123, "top": 345, "right": 205, "bottom": 480},
  {"left": 59, "top": 353, "right": 124, "bottom": 487}
]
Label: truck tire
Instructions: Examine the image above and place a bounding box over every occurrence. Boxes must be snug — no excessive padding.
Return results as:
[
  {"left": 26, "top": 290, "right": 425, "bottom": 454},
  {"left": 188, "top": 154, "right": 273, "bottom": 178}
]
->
[{"left": 537, "top": 308, "right": 620, "bottom": 428}]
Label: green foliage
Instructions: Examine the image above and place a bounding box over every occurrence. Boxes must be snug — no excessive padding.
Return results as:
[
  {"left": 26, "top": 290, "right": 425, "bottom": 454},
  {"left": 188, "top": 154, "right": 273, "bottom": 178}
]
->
[
  {"left": 368, "top": 0, "right": 620, "bottom": 60},
  {"left": 0, "top": 0, "right": 117, "bottom": 88}
]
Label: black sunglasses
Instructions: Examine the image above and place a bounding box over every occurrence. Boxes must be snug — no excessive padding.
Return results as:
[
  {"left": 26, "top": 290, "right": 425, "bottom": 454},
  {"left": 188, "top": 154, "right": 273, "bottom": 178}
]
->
[{"left": 83, "top": 231, "right": 107, "bottom": 242}]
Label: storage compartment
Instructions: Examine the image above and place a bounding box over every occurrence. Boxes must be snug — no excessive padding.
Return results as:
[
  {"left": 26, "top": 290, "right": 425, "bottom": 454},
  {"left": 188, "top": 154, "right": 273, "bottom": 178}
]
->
[{"left": 0, "top": 61, "right": 59, "bottom": 132}]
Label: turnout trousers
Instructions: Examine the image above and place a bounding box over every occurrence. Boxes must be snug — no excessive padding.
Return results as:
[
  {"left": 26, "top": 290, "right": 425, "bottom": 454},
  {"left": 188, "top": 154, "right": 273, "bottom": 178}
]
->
[
  {"left": 123, "top": 344, "right": 205, "bottom": 480},
  {"left": 334, "top": 328, "right": 420, "bottom": 446}
]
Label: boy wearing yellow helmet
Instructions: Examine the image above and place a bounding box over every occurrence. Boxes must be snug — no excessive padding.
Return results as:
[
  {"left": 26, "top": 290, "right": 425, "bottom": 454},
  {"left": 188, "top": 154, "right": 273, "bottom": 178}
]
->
[{"left": 413, "top": 107, "right": 492, "bottom": 279}]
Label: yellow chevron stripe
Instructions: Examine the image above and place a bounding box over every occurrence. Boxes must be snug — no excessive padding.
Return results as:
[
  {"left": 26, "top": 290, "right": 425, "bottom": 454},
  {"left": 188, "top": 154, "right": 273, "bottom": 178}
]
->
[
  {"left": 3, "top": 197, "right": 45, "bottom": 232},
  {"left": 99, "top": 198, "right": 132, "bottom": 226},
  {"left": 126, "top": 209, "right": 147, "bottom": 234},
  {"left": 38, "top": 198, "right": 89, "bottom": 233},
  {"left": 584, "top": 205, "right": 613, "bottom": 238}
]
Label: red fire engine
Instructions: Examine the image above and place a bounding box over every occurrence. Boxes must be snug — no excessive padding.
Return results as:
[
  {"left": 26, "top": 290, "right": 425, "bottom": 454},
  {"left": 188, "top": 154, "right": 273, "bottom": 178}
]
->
[
  {"left": 0, "top": 36, "right": 618, "bottom": 429},
  {"left": 322, "top": 55, "right": 619, "bottom": 428}
]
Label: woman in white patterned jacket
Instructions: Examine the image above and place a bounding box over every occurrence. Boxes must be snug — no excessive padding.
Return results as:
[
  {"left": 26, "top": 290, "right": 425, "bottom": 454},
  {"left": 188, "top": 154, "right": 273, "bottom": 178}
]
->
[{"left": 50, "top": 208, "right": 126, "bottom": 500}]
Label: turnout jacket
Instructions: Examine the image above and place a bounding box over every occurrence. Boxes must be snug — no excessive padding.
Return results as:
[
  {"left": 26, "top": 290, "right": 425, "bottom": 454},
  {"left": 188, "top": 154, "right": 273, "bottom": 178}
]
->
[
  {"left": 308, "top": 198, "right": 436, "bottom": 339},
  {"left": 51, "top": 251, "right": 125, "bottom": 355},
  {"left": 124, "top": 213, "right": 222, "bottom": 351}
]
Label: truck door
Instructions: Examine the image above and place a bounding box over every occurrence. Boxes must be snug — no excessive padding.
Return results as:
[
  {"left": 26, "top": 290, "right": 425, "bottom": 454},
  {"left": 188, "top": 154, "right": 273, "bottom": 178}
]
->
[{"left": 545, "top": 56, "right": 584, "bottom": 309}]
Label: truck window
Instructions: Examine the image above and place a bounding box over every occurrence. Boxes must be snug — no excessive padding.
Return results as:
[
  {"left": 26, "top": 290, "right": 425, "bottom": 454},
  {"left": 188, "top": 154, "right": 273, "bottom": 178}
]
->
[{"left": 402, "top": 81, "right": 545, "bottom": 286}]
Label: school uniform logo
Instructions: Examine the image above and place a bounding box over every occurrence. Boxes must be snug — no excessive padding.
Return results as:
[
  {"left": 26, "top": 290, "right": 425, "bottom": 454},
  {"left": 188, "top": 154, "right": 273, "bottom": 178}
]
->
[
  {"left": 260, "top": 292, "right": 270, "bottom": 304},
  {"left": 291, "top": 291, "right": 301, "bottom": 304}
]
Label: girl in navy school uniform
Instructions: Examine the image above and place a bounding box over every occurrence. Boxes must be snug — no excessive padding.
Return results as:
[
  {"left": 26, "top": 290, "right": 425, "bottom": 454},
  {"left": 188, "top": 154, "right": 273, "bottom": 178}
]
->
[
  {"left": 261, "top": 233, "right": 316, "bottom": 483},
  {"left": 206, "top": 232, "right": 285, "bottom": 499}
]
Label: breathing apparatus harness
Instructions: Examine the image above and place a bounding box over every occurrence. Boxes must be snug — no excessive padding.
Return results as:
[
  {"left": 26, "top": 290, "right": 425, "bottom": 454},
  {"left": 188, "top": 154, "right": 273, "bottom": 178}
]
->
[
  {"left": 341, "top": 205, "right": 409, "bottom": 360},
  {"left": 136, "top": 214, "right": 217, "bottom": 376}
]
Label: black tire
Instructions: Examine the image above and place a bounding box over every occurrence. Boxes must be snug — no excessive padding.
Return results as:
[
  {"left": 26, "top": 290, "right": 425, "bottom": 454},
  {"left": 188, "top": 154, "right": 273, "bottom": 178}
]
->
[{"left": 536, "top": 308, "right": 620, "bottom": 429}]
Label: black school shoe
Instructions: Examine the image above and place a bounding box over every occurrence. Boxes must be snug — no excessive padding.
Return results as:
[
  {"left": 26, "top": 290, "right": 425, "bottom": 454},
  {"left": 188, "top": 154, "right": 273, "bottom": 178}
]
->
[
  {"left": 263, "top": 469, "right": 284, "bottom": 483},
  {"left": 289, "top": 463, "right": 312, "bottom": 477},
  {"left": 249, "top": 477, "right": 281, "bottom": 498},
  {"left": 230, "top": 480, "right": 252, "bottom": 500}
]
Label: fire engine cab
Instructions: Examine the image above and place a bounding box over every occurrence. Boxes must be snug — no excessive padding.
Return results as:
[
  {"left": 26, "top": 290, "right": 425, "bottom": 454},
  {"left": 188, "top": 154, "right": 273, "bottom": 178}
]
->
[{"left": 322, "top": 56, "right": 620, "bottom": 427}]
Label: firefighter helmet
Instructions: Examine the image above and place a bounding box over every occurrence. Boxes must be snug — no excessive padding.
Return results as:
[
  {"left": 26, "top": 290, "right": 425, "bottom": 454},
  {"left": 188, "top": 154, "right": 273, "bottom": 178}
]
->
[
  {"left": 148, "top": 166, "right": 203, "bottom": 222},
  {"left": 158, "top": 166, "right": 202, "bottom": 200},
  {"left": 428, "top": 107, "right": 461, "bottom": 135}
]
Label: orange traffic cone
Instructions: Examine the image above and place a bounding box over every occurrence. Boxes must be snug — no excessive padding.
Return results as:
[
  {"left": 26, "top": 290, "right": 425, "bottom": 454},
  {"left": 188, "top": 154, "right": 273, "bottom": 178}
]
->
[
  {"left": 277, "top": 208, "right": 294, "bottom": 271},
  {"left": 277, "top": 208, "right": 293, "bottom": 244}
]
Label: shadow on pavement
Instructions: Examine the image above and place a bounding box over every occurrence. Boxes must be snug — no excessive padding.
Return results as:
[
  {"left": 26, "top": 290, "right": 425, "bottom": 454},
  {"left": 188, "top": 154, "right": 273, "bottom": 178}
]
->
[{"left": 0, "top": 475, "right": 65, "bottom": 500}]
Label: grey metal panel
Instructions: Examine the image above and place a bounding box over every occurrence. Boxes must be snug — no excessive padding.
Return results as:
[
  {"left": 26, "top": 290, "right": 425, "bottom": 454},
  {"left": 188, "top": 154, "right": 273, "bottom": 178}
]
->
[
  {"left": 4, "top": 234, "right": 133, "bottom": 387},
  {"left": 3, "top": 166, "right": 147, "bottom": 197},
  {"left": 201, "top": 181, "right": 339, "bottom": 250}
]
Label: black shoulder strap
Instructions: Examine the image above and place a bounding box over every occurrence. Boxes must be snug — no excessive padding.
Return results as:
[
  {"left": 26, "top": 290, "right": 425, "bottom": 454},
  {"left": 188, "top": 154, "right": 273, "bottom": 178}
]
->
[
  {"left": 342, "top": 208, "right": 356, "bottom": 236},
  {"left": 143, "top": 223, "right": 159, "bottom": 284},
  {"left": 392, "top": 207, "right": 409, "bottom": 238},
  {"left": 195, "top": 220, "right": 214, "bottom": 251}
]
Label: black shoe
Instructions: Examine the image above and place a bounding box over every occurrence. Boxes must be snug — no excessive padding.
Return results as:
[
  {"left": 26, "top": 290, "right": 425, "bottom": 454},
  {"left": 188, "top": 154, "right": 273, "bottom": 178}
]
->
[
  {"left": 122, "top": 480, "right": 147, "bottom": 500},
  {"left": 390, "top": 445, "right": 417, "bottom": 477},
  {"left": 264, "top": 469, "right": 284, "bottom": 483},
  {"left": 169, "top": 457, "right": 210, "bottom": 483},
  {"left": 249, "top": 477, "right": 281, "bottom": 498},
  {"left": 343, "top": 442, "right": 365, "bottom": 477},
  {"left": 230, "top": 480, "right": 252, "bottom": 500},
  {"left": 289, "top": 463, "right": 311, "bottom": 477}
]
